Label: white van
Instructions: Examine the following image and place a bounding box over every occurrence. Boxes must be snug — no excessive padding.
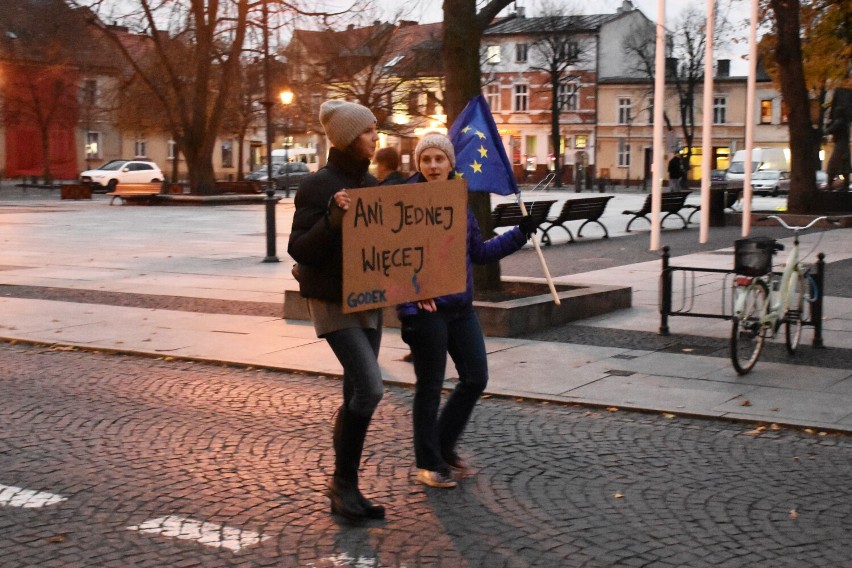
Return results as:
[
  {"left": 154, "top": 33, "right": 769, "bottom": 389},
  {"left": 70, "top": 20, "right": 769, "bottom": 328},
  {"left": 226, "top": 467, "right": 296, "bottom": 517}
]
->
[
  {"left": 271, "top": 148, "right": 319, "bottom": 172},
  {"left": 725, "top": 148, "right": 789, "bottom": 182}
]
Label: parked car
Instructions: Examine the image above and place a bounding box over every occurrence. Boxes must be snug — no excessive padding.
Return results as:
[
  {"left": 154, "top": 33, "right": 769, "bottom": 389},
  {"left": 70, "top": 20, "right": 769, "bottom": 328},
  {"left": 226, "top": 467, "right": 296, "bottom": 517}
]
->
[
  {"left": 710, "top": 169, "right": 727, "bottom": 183},
  {"left": 80, "top": 159, "right": 164, "bottom": 192},
  {"left": 247, "top": 161, "right": 311, "bottom": 191},
  {"left": 750, "top": 169, "right": 790, "bottom": 196},
  {"left": 273, "top": 161, "right": 310, "bottom": 191}
]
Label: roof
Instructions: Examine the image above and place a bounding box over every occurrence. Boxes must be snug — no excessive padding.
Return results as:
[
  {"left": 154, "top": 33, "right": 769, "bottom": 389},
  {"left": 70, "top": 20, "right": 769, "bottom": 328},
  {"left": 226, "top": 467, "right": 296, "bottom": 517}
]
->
[{"left": 484, "top": 14, "right": 619, "bottom": 36}]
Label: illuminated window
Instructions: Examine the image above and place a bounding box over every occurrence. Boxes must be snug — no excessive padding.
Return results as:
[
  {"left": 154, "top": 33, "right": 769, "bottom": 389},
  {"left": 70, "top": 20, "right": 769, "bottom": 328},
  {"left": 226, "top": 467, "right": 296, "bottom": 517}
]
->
[
  {"left": 486, "top": 45, "right": 501, "bottom": 64},
  {"left": 760, "top": 100, "right": 773, "bottom": 124}
]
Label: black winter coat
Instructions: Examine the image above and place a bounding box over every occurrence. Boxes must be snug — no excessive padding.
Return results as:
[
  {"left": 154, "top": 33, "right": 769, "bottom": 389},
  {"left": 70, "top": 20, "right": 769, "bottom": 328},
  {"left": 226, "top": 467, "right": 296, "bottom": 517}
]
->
[{"left": 288, "top": 147, "right": 377, "bottom": 301}]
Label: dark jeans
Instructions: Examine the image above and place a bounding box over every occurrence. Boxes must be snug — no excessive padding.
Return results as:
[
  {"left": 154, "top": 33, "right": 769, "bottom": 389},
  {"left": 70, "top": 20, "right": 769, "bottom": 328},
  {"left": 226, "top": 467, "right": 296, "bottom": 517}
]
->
[
  {"left": 325, "top": 326, "right": 384, "bottom": 417},
  {"left": 401, "top": 305, "right": 488, "bottom": 472}
]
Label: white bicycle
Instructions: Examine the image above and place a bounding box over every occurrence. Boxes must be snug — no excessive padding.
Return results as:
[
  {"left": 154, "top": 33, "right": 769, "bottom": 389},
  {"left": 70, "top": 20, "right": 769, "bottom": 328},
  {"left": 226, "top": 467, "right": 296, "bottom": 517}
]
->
[{"left": 729, "top": 215, "right": 833, "bottom": 375}]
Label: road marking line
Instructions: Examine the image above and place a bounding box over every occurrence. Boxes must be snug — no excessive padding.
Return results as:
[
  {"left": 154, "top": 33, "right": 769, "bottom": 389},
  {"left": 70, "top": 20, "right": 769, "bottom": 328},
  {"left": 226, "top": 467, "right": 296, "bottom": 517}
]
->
[
  {"left": 0, "top": 483, "right": 68, "bottom": 508},
  {"left": 127, "top": 515, "right": 269, "bottom": 552}
]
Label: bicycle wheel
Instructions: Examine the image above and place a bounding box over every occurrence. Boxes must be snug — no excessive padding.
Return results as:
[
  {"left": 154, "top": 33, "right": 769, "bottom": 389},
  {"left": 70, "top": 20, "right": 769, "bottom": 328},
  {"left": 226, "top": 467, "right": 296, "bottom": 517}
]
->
[
  {"left": 785, "top": 269, "right": 814, "bottom": 354},
  {"left": 731, "top": 280, "right": 769, "bottom": 375}
]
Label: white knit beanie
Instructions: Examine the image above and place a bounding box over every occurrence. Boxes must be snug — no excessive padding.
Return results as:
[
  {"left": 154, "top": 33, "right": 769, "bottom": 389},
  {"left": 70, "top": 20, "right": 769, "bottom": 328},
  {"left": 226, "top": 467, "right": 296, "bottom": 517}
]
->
[
  {"left": 414, "top": 132, "right": 456, "bottom": 172},
  {"left": 319, "top": 100, "right": 377, "bottom": 149}
]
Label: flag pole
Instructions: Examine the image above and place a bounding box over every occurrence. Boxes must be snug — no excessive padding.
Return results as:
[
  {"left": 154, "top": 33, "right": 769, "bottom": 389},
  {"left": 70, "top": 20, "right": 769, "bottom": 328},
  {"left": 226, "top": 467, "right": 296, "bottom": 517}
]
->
[{"left": 518, "top": 193, "right": 560, "bottom": 306}]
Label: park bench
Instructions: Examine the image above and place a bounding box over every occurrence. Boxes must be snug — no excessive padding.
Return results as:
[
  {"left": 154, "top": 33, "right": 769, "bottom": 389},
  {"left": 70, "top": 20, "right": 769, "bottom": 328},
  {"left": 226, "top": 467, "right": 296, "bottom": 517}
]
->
[
  {"left": 491, "top": 200, "right": 556, "bottom": 237},
  {"left": 60, "top": 184, "right": 92, "bottom": 200},
  {"left": 215, "top": 180, "right": 262, "bottom": 194},
  {"left": 107, "top": 182, "right": 182, "bottom": 205},
  {"left": 539, "top": 195, "right": 614, "bottom": 245},
  {"left": 623, "top": 190, "right": 696, "bottom": 231}
]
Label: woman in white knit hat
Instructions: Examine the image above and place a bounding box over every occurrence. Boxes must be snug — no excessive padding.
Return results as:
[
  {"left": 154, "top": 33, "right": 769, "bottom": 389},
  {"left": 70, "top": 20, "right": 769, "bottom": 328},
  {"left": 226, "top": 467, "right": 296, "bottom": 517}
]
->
[
  {"left": 397, "top": 132, "right": 536, "bottom": 488},
  {"left": 288, "top": 100, "right": 385, "bottom": 522}
]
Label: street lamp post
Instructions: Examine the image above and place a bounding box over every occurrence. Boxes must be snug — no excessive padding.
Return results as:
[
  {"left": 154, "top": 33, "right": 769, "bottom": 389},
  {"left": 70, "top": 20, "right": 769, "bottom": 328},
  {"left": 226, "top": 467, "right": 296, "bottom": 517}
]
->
[
  {"left": 280, "top": 89, "right": 294, "bottom": 198},
  {"left": 261, "top": 0, "right": 280, "bottom": 263}
]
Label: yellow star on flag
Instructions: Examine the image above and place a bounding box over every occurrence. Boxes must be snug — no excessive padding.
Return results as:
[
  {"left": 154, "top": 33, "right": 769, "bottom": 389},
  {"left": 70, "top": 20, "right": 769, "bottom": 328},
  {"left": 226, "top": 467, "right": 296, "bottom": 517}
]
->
[
  {"left": 470, "top": 160, "right": 483, "bottom": 173},
  {"left": 475, "top": 130, "right": 486, "bottom": 139},
  {"left": 478, "top": 145, "right": 488, "bottom": 158},
  {"left": 454, "top": 171, "right": 464, "bottom": 179},
  {"left": 461, "top": 126, "right": 472, "bottom": 134}
]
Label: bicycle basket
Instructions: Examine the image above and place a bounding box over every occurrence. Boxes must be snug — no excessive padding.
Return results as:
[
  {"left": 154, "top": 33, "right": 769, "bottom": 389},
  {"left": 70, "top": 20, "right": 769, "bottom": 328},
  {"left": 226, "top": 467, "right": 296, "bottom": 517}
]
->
[{"left": 734, "top": 236, "right": 776, "bottom": 276}]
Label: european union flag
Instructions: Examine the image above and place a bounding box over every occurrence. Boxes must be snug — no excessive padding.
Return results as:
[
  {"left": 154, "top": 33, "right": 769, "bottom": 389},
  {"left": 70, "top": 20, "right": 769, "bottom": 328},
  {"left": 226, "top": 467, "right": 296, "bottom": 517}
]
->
[{"left": 448, "top": 94, "right": 519, "bottom": 195}]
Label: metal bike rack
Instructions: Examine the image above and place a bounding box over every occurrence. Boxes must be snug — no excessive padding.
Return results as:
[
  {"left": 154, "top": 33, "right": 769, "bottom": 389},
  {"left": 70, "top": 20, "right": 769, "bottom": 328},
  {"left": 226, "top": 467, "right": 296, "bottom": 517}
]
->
[{"left": 658, "top": 246, "right": 826, "bottom": 347}]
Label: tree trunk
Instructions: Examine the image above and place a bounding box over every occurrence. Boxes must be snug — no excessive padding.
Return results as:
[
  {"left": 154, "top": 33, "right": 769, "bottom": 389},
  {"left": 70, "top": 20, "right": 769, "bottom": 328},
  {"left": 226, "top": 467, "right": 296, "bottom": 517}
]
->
[
  {"left": 770, "top": 0, "right": 819, "bottom": 213},
  {"left": 443, "top": 0, "right": 513, "bottom": 291},
  {"left": 443, "top": 0, "right": 501, "bottom": 290},
  {"left": 551, "top": 80, "right": 563, "bottom": 188}
]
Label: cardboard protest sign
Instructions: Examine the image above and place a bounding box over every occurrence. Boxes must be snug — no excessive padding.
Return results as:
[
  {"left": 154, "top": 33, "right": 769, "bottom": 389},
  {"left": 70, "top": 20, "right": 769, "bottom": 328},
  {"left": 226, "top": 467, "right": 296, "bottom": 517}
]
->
[{"left": 342, "top": 179, "right": 467, "bottom": 313}]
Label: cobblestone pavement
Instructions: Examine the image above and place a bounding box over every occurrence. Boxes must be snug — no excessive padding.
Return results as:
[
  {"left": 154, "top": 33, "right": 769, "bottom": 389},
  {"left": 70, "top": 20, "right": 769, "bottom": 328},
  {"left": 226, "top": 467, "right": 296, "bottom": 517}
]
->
[{"left": 1, "top": 342, "right": 850, "bottom": 567}]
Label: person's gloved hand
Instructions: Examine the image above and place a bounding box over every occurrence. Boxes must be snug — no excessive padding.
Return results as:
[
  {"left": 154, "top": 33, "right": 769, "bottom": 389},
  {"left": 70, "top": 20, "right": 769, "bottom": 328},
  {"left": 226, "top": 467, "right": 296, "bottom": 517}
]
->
[{"left": 517, "top": 215, "right": 538, "bottom": 240}]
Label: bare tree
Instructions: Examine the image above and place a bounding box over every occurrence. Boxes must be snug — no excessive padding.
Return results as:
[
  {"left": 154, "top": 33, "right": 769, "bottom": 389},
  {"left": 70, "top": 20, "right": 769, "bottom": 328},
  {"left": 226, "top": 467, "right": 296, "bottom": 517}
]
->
[
  {"left": 528, "top": 3, "right": 593, "bottom": 188},
  {"left": 624, "top": 6, "right": 728, "bottom": 176}
]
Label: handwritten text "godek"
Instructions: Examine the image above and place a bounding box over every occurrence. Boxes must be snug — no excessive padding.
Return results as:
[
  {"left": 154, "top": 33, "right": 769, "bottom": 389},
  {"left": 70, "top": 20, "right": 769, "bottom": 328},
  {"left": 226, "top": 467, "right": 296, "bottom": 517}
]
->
[{"left": 353, "top": 199, "right": 455, "bottom": 234}]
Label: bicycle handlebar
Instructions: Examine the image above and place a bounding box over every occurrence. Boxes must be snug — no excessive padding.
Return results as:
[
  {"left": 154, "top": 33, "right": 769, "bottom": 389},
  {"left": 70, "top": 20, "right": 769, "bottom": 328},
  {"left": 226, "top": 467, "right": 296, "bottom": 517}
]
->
[{"left": 759, "top": 215, "right": 838, "bottom": 231}]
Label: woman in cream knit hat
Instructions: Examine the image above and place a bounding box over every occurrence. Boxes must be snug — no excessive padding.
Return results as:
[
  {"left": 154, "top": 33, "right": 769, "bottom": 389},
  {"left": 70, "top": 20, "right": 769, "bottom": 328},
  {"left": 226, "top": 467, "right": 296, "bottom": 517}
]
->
[
  {"left": 288, "top": 100, "right": 385, "bottom": 522},
  {"left": 397, "top": 132, "right": 536, "bottom": 489}
]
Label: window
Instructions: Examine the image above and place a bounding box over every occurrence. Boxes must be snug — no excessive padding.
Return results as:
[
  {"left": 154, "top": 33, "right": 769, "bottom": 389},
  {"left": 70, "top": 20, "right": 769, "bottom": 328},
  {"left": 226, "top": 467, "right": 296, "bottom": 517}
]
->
[
  {"left": 222, "top": 140, "right": 234, "bottom": 168},
  {"left": 485, "top": 83, "right": 501, "bottom": 111},
  {"left": 515, "top": 43, "right": 528, "bottom": 63},
  {"left": 618, "top": 98, "right": 632, "bottom": 124},
  {"left": 713, "top": 96, "right": 727, "bottom": 124},
  {"left": 575, "top": 135, "right": 587, "bottom": 149},
  {"left": 486, "top": 45, "right": 501, "bottom": 65},
  {"left": 408, "top": 91, "right": 423, "bottom": 114},
  {"left": 134, "top": 140, "right": 147, "bottom": 158},
  {"left": 167, "top": 140, "right": 177, "bottom": 161},
  {"left": 558, "top": 41, "right": 579, "bottom": 61},
  {"left": 514, "top": 84, "right": 529, "bottom": 112},
  {"left": 618, "top": 138, "right": 631, "bottom": 167},
  {"left": 558, "top": 82, "right": 579, "bottom": 111},
  {"left": 383, "top": 54, "right": 404, "bottom": 69},
  {"left": 86, "top": 131, "right": 101, "bottom": 160},
  {"left": 760, "top": 100, "right": 773, "bottom": 124},
  {"left": 81, "top": 79, "right": 97, "bottom": 106}
]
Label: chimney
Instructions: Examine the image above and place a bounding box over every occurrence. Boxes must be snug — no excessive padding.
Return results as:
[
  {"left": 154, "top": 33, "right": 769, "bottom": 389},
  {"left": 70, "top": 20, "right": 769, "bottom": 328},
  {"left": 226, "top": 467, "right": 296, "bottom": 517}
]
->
[
  {"left": 717, "top": 59, "right": 730, "bottom": 77},
  {"left": 617, "top": 0, "right": 634, "bottom": 14},
  {"left": 517, "top": 6, "right": 526, "bottom": 18}
]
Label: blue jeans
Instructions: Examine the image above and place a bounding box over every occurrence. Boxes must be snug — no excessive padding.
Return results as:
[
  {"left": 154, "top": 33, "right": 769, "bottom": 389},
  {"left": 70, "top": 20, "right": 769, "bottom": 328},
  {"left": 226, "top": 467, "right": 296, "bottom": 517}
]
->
[
  {"left": 325, "top": 326, "right": 384, "bottom": 417},
  {"left": 401, "top": 305, "right": 488, "bottom": 472}
]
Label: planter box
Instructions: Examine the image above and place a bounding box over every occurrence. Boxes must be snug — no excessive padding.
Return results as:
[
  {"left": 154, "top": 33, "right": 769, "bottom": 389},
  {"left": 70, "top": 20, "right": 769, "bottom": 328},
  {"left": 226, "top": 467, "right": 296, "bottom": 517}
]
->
[
  {"left": 60, "top": 184, "right": 92, "bottom": 200},
  {"left": 282, "top": 279, "right": 631, "bottom": 338}
]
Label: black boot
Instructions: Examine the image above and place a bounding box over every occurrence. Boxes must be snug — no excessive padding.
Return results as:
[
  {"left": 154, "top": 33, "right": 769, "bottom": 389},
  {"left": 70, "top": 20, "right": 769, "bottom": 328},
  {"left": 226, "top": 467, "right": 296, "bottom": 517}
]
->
[{"left": 329, "top": 406, "right": 386, "bottom": 520}]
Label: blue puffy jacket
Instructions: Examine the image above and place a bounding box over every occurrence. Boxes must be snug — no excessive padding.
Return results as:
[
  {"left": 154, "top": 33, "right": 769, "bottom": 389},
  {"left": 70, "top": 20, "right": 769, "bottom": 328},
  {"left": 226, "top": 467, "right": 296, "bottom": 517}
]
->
[{"left": 396, "top": 173, "right": 526, "bottom": 318}]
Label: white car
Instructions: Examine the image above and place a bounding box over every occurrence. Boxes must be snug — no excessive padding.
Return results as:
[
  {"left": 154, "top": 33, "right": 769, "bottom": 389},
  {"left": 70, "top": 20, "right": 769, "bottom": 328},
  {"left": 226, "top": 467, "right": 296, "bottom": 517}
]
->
[
  {"left": 750, "top": 169, "right": 790, "bottom": 197},
  {"left": 80, "top": 159, "right": 164, "bottom": 192}
]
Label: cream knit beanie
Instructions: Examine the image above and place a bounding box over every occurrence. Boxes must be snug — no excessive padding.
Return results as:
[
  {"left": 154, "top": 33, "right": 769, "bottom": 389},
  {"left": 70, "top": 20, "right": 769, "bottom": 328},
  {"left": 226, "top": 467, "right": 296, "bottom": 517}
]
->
[
  {"left": 319, "top": 100, "right": 377, "bottom": 149},
  {"left": 414, "top": 132, "right": 456, "bottom": 172}
]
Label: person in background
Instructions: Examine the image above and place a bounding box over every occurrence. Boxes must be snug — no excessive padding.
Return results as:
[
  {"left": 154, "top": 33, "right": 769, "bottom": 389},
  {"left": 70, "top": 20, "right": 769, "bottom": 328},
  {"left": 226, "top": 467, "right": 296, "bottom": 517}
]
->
[
  {"left": 397, "top": 132, "right": 537, "bottom": 489},
  {"left": 287, "top": 100, "right": 385, "bottom": 521},
  {"left": 668, "top": 153, "right": 686, "bottom": 190},
  {"left": 374, "top": 147, "right": 406, "bottom": 186}
]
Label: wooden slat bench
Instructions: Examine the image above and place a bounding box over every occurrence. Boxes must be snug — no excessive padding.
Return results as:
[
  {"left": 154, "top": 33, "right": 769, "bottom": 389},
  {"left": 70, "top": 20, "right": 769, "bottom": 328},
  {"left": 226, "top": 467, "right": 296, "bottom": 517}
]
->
[
  {"left": 215, "top": 180, "right": 262, "bottom": 194},
  {"left": 106, "top": 182, "right": 165, "bottom": 205},
  {"left": 491, "top": 200, "right": 557, "bottom": 237},
  {"left": 623, "top": 191, "right": 695, "bottom": 231},
  {"left": 540, "top": 195, "right": 614, "bottom": 245}
]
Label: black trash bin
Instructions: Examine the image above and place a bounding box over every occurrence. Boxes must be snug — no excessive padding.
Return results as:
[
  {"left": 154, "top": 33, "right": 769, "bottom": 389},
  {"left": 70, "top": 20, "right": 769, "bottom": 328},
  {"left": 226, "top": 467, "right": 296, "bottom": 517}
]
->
[{"left": 709, "top": 187, "right": 726, "bottom": 227}]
